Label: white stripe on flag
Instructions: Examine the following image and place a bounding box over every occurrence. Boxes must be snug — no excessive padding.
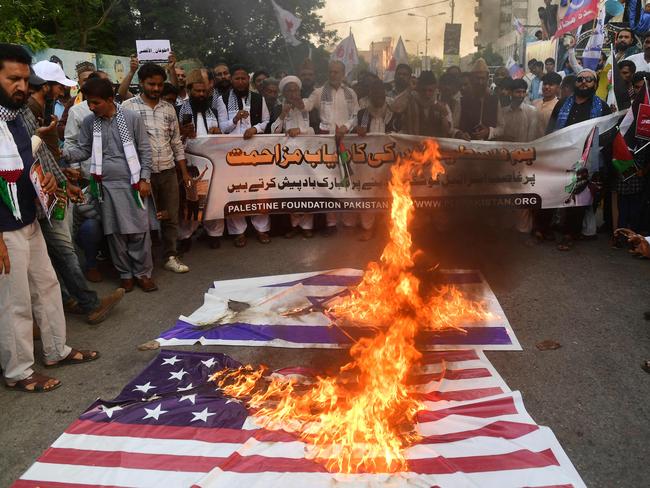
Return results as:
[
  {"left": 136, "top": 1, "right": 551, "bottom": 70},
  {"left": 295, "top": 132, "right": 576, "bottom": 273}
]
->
[
  {"left": 194, "top": 466, "right": 583, "bottom": 488},
  {"left": 20, "top": 463, "right": 205, "bottom": 488}
]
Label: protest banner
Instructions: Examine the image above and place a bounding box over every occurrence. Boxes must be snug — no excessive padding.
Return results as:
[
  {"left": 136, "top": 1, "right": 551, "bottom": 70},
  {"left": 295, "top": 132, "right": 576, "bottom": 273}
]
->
[
  {"left": 183, "top": 113, "right": 621, "bottom": 220},
  {"left": 636, "top": 104, "right": 650, "bottom": 140},
  {"left": 554, "top": 0, "right": 599, "bottom": 39},
  {"left": 135, "top": 39, "right": 171, "bottom": 64}
]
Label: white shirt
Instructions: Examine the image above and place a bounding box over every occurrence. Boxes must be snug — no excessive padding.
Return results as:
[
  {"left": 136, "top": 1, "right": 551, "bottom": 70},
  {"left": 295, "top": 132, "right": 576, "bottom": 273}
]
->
[
  {"left": 63, "top": 100, "right": 92, "bottom": 171},
  {"left": 625, "top": 52, "right": 650, "bottom": 73},
  {"left": 271, "top": 107, "right": 314, "bottom": 135},
  {"left": 195, "top": 112, "right": 218, "bottom": 136},
  {"left": 491, "top": 102, "right": 541, "bottom": 142},
  {"left": 304, "top": 84, "right": 359, "bottom": 134},
  {"left": 217, "top": 91, "right": 270, "bottom": 135}
]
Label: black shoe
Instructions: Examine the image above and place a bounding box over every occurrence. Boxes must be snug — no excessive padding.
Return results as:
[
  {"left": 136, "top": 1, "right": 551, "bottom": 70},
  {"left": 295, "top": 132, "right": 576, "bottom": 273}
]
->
[
  {"left": 322, "top": 226, "right": 337, "bottom": 237},
  {"left": 207, "top": 236, "right": 221, "bottom": 249},
  {"left": 285, "top": 227, "right": 300, "bottom": 239}
]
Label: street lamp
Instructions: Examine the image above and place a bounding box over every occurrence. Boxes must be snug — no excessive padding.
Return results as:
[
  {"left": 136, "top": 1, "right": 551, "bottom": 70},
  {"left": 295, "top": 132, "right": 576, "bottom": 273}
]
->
[
  {"left": 407, "top": 12, "right": 445, "bottom": 70},
  {"left": 405, "top": 39, "right": 425, "bottom": 57}
]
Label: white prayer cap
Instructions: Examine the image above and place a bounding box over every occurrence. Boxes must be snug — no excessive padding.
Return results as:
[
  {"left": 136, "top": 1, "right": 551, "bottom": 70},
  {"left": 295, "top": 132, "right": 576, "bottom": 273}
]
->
[
  {"left": 576, "top": 68, "right": 597, "bottom": 79},
  {"left": 33, "top": 60, "right": 77, "bottom": 87},
  {"left": 279, "top": 75, "right": 302, "bottom": 93}
]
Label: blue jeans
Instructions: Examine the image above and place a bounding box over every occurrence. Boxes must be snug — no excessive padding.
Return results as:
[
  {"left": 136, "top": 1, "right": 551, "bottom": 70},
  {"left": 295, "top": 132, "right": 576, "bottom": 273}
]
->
[
  {"left": 76, "top": 218, "right": 104, "bottom": 270},
  {"left": 39, "top": 213, "right": 100, "bottom": 313}
]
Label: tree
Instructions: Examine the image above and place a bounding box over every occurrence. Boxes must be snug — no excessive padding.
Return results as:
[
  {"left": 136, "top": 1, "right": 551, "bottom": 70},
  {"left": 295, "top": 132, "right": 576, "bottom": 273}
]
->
[
  {"left": 115, "top": 0, "right": 338, "bottom": 73},
  {"left": 0, "top": 1, "right": 48, "bottom": 50},
  {"left": 47, "top": 0, "right": 122, "bottom": 51}
]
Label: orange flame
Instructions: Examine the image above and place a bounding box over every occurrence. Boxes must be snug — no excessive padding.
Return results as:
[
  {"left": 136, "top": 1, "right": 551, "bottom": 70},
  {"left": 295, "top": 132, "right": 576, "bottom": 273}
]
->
[{"left": 211, "top": 139, "right": 493, "bottom": 473}]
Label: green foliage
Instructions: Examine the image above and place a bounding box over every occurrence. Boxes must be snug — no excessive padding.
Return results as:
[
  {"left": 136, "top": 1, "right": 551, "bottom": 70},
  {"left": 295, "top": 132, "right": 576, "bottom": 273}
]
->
[
  {"left": 0, "top": 1, "right": 48, "bottom": 50},
  {"left": 114, "top": 0, "right": 338, "bottom": 73},
  {"left": 1, "top": 0, "right": 337, "bottom": 75}
]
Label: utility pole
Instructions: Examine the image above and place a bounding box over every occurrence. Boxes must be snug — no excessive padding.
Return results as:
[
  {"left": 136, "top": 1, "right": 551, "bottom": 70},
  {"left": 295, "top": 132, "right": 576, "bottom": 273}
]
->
[{"left": 451, "top": 0, "right": 455, "bottom": 24}]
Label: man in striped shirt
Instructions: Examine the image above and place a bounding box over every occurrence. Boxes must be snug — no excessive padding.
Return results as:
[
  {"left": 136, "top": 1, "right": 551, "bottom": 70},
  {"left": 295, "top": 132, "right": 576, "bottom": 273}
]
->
[{"left": 122, "top": 63, "right": 191, "bottom": 274}]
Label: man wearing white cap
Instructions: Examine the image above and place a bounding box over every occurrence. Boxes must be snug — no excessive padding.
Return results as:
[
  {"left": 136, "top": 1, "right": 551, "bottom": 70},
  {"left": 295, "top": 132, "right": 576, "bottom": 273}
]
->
[
  {"left": 29, "top": 61, "right": 126, "bottom": 323},
  {"left": 272, "top": 75, "right": 316, "bottom": 238},
  {"left": 28, "top": 61, "right": 76, "bottom": 161}
]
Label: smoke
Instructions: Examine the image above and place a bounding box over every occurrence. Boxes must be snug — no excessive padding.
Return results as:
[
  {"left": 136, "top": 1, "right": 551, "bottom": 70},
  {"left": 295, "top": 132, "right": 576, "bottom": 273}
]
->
[{"left": 319, "top": 0, "right": 477, "bottom": 58}]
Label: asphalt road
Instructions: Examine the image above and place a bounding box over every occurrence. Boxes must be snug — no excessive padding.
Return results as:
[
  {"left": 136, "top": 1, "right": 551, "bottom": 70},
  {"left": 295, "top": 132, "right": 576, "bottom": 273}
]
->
[{"left": 1, "top": 218, "right": 649, "bottom": 487}]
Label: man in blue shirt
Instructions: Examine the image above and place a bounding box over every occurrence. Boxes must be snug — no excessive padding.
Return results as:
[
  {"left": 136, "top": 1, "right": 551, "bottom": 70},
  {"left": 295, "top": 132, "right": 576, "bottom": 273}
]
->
[{"left": 0, "top": 44, "right": 99, "bottom": 393}]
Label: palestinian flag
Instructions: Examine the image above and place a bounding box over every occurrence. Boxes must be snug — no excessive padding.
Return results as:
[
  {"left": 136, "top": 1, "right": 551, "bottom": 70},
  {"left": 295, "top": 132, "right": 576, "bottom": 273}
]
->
[
  {"left": 612, "top": 131, "right": 637, "bottom": 179},
  {"left": 335, "top": 134, "right": 353, "bottom": 188}
]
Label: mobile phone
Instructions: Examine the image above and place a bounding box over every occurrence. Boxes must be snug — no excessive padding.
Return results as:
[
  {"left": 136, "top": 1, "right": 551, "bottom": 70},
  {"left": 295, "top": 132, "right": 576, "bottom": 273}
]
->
[
  {"left": 181, "top": 113, "right": 193, "bottom": 126},
  {"left": 43, "top": 99, "right": 55, "bottom": 126}
]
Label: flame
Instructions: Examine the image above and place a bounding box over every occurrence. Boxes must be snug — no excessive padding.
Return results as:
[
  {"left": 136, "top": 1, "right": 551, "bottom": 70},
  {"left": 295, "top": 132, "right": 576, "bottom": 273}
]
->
[{"left": 211, "top": 139, "right": 493, "bottom": 473}]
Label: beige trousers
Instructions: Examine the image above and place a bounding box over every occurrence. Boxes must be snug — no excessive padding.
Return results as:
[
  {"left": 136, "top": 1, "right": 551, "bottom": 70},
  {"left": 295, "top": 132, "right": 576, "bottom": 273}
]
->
[{"left": 0, "top": 221, "right": 70, "bottom": 382}]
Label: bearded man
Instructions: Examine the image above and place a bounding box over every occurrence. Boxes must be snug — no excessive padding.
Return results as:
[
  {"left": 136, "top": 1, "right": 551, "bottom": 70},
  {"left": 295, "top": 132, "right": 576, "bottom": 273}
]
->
[{"left": 543, "top": 68, "right": 611, "bottom": 251}]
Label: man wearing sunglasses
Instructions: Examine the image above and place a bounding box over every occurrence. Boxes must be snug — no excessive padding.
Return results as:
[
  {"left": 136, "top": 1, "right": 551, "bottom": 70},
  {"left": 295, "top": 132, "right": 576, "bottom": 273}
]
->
[
  {"left": 547, "top": 68, "right": 610, "bottom": 132},
  {"left": 541, "top": 68, "right": 610, "bottom": 251}
]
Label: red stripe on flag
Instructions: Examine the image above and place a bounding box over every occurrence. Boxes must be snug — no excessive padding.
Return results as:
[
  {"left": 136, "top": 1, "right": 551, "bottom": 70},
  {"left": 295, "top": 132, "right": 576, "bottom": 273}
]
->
[
  {"left": 408, "top": 368, "right": 492, "bottom": 384},
  {"left": 39, "top": 448, "right": 225, "bottom": 473},
  {"left": 408, "top": 448, "right": 560, "bottom": 474},
  {"left": 417, "top": 420, "right": 538, "bottom": 444},
  {"left": 415, "top": 387, "right": 503, "bottom": 402},
  {"left": 215, "top": 448, "right": 560, "bottom": 474},
  {"left": 419, "top": 350, "right": 480, "bottom": 363},
  {"left": 417, "top": 395, "right": 518, "bottom": 423}
]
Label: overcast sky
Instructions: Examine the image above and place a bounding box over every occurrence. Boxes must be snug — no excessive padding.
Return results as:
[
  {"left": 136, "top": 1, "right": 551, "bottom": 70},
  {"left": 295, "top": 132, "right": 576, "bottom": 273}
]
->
[{"left": 317, "top": 0, "right": 476, "bottom": 58}]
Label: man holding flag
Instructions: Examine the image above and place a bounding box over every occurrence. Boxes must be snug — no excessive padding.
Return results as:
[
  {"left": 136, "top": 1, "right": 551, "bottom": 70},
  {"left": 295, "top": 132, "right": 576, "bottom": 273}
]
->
[{"left": 544, "top": 68, "right": 611, "bottom": 250}]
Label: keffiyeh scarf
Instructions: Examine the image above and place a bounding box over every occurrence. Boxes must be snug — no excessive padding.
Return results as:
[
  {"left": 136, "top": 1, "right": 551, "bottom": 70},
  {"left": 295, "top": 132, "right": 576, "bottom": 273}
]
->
[
  {"left": 554, "top": 95, "right": 604, "bottom": 131},
  {"left": 91, "top": 104, "right": 143, "bottom": 208},
  {"left": 226, "top": 89, "right": 250, "bottom": 114},
  {"left": 319, "top": 83, "right": 356, "bottom": 132},
  {"left": 179, "top": 100, "right": 218, "bottom": 132},
  {"left": 0, "top": 105, "right": 24, "bottom": 220}
]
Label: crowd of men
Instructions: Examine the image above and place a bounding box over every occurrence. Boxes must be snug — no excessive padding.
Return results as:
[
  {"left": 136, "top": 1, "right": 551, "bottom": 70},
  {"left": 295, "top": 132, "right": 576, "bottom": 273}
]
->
[{"left": 1, "top": 25, "right": 650, "bottom": 390}]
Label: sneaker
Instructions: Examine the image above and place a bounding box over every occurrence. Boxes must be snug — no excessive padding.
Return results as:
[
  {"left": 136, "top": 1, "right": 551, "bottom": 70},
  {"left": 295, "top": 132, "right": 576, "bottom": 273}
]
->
[
  {"left": 86, "top": 288, "right": 126, "bottom": 325},
  {"left": 164, "top": 256, "right": 190, "bottom": 273}
]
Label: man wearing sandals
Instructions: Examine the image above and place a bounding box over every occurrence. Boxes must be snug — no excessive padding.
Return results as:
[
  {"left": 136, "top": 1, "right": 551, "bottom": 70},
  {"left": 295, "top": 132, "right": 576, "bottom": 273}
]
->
[
  {"left": 0, "top": 44, "right": 99, "bottom": 393},
  {"left": 545, "top": 68, "right": 611, "bottom": 251}
]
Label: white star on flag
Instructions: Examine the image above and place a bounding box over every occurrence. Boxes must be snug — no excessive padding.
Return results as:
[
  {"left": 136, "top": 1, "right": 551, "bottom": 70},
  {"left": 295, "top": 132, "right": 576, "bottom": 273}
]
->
[
  {"left": 133, "top": 382, "right": 156, "bottom": 393},
  {"left": 179, "top": 394, "right": 197, "bottom": 404},
  {"left": 100, "top": 405, "right": 123, "bottom": 418},
  {"left": 161, "top": 355, "right": 181, "bottom": 366},
  {"left": 177, "top": 383, "right": 194, "bottom": 392},
  {"left": 169, "top": 369, "right": 189, "bottom": 381},
  {"left": 191, "top": 408, "right": 216, "bottom": 422},
  {"left": 143, "top": 404, "right": 168, "bottom": 421},
  {"left": 225, "top": 398, "right": 243, "bottom": 405},
  {"left": 201, "top": 357, "right": 217, "bottom": 368}
]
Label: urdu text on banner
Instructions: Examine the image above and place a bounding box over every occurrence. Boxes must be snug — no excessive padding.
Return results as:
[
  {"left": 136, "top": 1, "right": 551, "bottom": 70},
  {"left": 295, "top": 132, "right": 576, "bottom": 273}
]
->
[{"left": 183, "top": 113, "right": 621, "bottom": 220}]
